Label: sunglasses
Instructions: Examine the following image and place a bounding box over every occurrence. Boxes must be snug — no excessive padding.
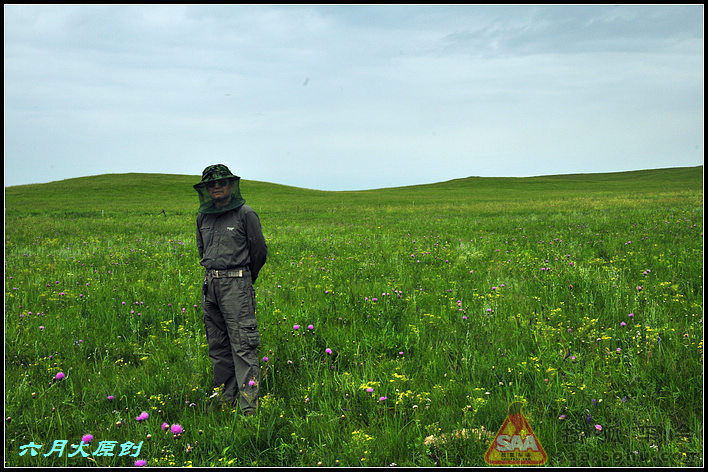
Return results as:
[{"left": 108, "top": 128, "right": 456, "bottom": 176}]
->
[{"left": 205, "top": 179, "right": 232, "bottom": 189}]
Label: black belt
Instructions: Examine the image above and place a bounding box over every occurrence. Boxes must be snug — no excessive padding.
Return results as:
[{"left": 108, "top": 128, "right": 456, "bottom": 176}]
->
[{"left": 207, "top": 268, "right": 245, "bottom": 278}]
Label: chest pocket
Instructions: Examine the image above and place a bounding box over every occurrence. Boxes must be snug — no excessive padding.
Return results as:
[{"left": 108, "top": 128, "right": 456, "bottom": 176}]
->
[
  {"left": 199, "top": 224, "right": 214, "bottom": 247},
  {"left": 219, "top": 221, "right": 244, "bottom": 242},
  {"left": 222, "top": 213, "right": 247, "bottom": 242}
]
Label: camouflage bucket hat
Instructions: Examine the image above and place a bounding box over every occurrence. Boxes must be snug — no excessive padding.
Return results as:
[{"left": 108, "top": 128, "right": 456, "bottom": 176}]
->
[
  {"left": 194, "top": 164, "right": 245, "bottom": 215},
  {"left": 194, "top": 164, "right": 238, "bottom": 187}
]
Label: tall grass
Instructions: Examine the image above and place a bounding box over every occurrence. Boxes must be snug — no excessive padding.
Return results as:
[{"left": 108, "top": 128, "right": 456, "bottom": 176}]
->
[{"left": 4, "top": 166, "right": 703, "bottom": 467}]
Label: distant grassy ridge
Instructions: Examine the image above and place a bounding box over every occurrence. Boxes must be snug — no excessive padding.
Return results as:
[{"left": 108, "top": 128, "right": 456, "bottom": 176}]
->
[{"left": 4, "top": 166, "right": 703, "bottom": 217}]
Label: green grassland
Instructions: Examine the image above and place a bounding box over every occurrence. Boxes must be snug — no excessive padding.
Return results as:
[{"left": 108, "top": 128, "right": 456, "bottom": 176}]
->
[{"left": 4, "top": 166, "right": 703, "bottom": 467}]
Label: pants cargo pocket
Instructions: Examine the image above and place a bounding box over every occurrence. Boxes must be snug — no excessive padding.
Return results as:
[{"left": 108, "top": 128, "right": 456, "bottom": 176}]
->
[{"left": 241, "top": 325, "right": 260, "bottom": 349}]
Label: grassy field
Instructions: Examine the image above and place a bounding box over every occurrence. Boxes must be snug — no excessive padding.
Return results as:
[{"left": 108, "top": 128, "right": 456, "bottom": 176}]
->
[{"left": 4, "top": 166, "right": 703, "bottom": 467}]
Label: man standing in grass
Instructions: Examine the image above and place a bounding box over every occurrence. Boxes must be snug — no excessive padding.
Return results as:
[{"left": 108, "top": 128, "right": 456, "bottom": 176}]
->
[{"left": 194, "top": 164, "right": 267, "bottom": 415}]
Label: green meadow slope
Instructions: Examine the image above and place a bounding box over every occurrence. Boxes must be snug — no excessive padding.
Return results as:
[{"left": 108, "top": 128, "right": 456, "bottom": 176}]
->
[
  {"left": 3, "top": 165, "right": 703, "bottom": 466},
  {"left": 4, "top": 166, "right": 703, "bottom": 216}
]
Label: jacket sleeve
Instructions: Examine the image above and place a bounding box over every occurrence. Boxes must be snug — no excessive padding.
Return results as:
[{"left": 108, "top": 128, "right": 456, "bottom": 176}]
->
[
  {"left": 244, "top": 209, "right": 267, "bottom": 282},
  {"left": 196, "top": 213, "right": 204, "bottom": 260}
]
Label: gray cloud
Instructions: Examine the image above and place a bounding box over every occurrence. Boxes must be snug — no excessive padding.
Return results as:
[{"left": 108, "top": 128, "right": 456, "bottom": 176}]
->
[
  {"left": 438, "top": 5, "right": 702, "bottom": 57},
  {"left": 4, "top": 4, "right": 703, "bottom": 190}
]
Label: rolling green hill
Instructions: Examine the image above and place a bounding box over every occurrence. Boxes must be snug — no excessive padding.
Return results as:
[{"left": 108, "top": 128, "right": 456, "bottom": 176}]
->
[
  {"left": 3, "top": 164, "right": 703, "bottom": 467},
  {"left": 4, "top": 166, "right": 703, "bottom": 217}
]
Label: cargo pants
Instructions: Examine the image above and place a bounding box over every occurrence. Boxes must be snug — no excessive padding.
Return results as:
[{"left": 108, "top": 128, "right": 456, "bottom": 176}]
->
[{"left": 202, "top": 268, "right": 260, "bottom": 412}]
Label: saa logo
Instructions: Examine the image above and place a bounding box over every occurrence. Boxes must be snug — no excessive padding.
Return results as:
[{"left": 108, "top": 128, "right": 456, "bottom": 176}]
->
[{"left": 484, "top": 402, "right": 547, "bottom": 466}]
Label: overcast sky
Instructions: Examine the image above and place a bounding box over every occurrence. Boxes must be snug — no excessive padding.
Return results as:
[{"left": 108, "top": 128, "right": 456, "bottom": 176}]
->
[{"left": 4, "top": 4, "right": 704, "bottom": 190}]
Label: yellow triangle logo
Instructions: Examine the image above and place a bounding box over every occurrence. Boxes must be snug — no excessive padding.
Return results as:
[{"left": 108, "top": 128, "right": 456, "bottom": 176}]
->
[{"left": 484, "top": 402, "right": 548, "bottom": 466}]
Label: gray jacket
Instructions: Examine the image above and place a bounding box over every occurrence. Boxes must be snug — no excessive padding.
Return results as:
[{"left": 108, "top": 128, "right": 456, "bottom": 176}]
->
[{"left": 196, "top": 204, "right": 267, "bottom": 282}]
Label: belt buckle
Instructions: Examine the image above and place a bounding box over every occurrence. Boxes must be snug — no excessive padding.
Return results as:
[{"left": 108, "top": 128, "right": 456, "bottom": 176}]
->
[{"left": 211, "top": 269, "right": 242, "bottom": 278}]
